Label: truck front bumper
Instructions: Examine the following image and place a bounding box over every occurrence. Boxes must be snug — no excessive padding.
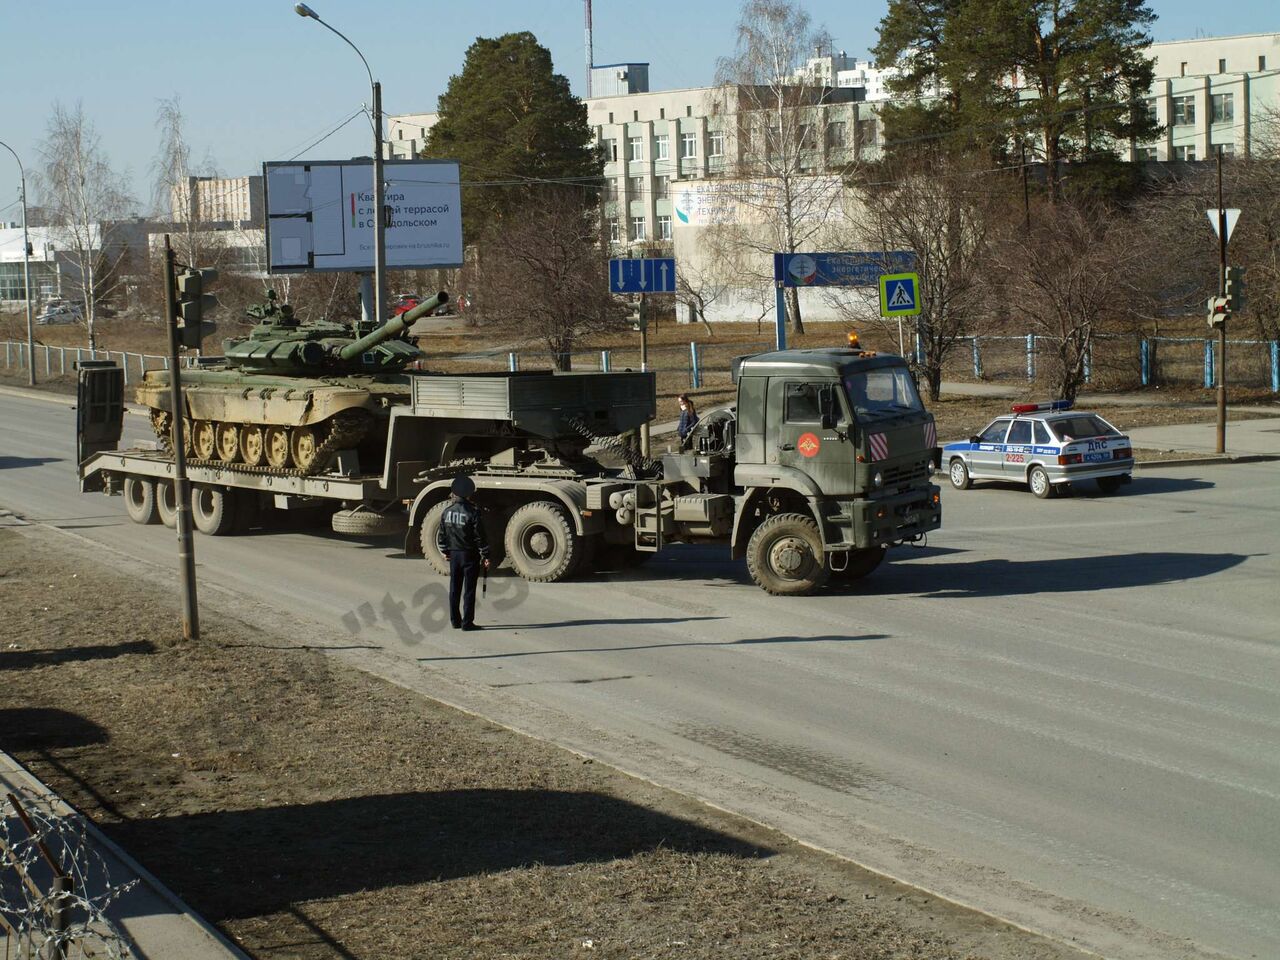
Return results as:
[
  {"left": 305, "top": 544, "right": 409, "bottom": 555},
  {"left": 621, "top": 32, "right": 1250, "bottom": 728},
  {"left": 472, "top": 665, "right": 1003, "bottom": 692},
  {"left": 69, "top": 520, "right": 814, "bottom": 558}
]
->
[{"left": 834, "top": 485, "right": 941, "bottom": 549}]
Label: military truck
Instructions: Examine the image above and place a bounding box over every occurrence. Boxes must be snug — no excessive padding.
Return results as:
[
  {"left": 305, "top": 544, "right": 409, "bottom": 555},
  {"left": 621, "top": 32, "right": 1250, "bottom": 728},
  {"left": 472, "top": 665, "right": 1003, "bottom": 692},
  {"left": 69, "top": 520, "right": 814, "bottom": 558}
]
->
[{"left": 78, "top": 341, "right": 940, "bottom": 595}]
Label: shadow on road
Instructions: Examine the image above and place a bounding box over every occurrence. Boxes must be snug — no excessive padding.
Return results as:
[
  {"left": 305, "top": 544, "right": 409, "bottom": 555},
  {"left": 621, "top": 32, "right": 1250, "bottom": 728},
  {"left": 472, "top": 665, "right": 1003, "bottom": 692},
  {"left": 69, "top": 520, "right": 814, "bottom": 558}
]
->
[
  {"left": 419, "top": 629, "right": 887, "bottom": 662},
  {"left": 882, "top": 551, "right": 1252, "bottom": 598},
  {"left": 0, "top": 456, "right": 63, "bottom": 470},
  {"left": 104, "top": 788, "right": 773, "bottom": 922}
]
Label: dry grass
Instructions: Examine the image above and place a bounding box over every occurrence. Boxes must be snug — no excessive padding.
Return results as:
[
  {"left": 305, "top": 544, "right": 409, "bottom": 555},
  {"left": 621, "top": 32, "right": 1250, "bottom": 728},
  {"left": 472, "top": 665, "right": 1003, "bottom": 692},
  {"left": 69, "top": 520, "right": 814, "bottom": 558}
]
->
[{"left": 0, "top": 524, "right": 1082, "bottom": 960}]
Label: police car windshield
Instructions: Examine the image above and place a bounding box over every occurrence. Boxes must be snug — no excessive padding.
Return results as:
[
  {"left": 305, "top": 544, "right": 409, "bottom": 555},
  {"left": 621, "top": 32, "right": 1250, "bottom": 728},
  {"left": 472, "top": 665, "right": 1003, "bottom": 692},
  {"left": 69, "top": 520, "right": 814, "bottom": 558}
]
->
[
  {"left": 1048, "top": 415, "right": 1120, "bottom": 441},
  {"left": 843, "top": 366, "right": 924, "bottom": 422}
]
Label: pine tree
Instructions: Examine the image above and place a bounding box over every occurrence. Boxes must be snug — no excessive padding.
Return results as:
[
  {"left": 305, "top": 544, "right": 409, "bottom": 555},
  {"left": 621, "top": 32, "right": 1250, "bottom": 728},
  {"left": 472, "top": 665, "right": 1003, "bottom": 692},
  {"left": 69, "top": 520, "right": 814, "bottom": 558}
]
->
[{"left": 423, "top": 32, "right": 602, "bottom": 244}]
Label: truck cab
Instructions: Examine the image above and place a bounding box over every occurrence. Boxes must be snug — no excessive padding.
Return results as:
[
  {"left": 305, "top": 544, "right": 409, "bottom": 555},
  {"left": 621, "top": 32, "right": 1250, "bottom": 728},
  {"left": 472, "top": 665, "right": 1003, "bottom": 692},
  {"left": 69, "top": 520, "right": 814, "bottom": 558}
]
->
[{"left": 666, "top": 347, "right": 941, "bottom": 594}]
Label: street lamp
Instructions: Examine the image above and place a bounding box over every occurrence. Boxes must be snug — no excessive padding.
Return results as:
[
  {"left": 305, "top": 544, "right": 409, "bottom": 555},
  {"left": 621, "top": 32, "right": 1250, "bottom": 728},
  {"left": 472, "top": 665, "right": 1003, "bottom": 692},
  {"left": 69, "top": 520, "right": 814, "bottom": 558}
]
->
[
  {"left": 0, "top": 139, "right": 36, "bottom": 386},
  {"left": 293, "top": 3, "right": 388, "bottom": 327}
]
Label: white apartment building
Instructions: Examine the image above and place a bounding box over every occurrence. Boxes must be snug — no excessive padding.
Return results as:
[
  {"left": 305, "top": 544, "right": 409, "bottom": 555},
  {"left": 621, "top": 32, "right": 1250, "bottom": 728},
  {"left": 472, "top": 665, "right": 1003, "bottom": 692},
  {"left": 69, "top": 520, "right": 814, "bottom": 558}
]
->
[
  {"left": 171, "top": 176, "right": 264, "bottom": 227},
  {"left": 386, "top": 113, "right": 439, "bottom": 160}
]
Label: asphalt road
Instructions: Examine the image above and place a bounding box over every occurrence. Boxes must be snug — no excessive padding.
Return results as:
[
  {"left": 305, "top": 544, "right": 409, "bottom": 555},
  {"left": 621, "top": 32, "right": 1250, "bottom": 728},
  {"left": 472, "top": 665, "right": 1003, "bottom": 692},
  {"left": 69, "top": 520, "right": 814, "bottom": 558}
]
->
[{"left": 2, "top": 391, "right": 1278, "bottom": 960}]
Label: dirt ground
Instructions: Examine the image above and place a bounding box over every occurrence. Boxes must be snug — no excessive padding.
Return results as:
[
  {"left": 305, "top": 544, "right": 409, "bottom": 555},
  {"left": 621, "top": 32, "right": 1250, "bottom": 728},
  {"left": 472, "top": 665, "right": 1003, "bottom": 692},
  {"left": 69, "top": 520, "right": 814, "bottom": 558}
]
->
[{"left": 0, "top": 522, "right": 1087, "bottom": 960}]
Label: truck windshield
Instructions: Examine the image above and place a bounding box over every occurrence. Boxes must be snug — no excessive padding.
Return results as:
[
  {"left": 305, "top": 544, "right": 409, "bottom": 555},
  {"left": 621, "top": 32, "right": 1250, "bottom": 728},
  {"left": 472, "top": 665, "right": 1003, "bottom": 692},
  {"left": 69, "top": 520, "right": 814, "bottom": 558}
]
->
[{"left": 843, "top": 365, "right": 924, "bottom": 422}]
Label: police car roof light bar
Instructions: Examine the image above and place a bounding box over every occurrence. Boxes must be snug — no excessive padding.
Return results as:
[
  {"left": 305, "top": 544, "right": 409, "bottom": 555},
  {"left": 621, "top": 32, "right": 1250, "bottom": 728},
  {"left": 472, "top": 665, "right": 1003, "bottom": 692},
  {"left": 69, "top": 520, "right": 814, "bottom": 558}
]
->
[{"left": 1011, "top": 400, "right": 1073, "bottom": 414}]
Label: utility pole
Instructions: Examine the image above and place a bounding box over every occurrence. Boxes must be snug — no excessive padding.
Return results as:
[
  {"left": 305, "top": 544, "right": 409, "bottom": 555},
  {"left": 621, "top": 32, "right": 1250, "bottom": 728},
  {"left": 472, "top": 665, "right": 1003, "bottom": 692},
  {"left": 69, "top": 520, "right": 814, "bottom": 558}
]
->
[
  {"left": 638, "top": 292, "right": 650, "bottom": 459},
  {"left": 1021, "top": 142, "right": 1031, "bottom": 233},
  {"left": 1215, "top": 146, "right": 1227, "bottom": 455},
  {"left": 164, "top": 236, "right": 200, "bottom": 641}
]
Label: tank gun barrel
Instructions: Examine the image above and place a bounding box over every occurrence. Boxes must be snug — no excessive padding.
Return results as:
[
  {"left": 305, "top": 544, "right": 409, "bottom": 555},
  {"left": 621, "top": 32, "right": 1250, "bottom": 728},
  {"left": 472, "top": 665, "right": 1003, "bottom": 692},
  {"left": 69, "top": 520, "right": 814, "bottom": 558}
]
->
[{"left": 337, "top": 291, "right": 448, "bottom": 361}]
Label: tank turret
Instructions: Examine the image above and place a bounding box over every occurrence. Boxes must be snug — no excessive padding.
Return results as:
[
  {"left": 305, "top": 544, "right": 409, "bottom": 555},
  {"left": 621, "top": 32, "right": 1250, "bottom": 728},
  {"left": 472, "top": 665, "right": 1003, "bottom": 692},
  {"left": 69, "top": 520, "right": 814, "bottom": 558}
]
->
[{"left": 135, "top": 290, "right": 451, "bottom": 476}]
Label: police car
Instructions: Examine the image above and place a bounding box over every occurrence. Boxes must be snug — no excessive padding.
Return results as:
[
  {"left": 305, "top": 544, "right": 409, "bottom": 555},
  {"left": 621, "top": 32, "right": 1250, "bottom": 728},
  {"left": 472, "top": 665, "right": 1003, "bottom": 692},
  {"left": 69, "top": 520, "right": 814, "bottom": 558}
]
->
[{"left": 942, "top": 401, "right": 1134, "bottom": 499}]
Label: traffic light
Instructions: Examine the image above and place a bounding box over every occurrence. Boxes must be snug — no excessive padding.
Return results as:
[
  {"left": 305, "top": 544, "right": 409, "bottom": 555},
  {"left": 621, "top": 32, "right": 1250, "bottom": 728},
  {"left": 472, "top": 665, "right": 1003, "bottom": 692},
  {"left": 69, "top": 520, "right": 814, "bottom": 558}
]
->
[
  {"left": 176, "top": 267, "right": 219, "bottom": 348},
  {"left": 1224, "top": 265, "right": 1246, "bottom": 316},
  {"left": 629, "top": 299, "right": 648, "bottom": 332},
  {"left": 1207, "top": 295, "right": 1229, "bottom": 329}
]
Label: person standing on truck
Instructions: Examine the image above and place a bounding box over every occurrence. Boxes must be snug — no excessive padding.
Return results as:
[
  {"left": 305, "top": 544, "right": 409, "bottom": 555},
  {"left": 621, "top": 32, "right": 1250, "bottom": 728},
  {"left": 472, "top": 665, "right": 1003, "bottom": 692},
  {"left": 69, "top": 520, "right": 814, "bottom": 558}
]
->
[
  {"left": 676, "top": 394, "right": 699, "bottom": 449},
  {"left": 438, "top": 475, "right": 490, "bottom": 631}
]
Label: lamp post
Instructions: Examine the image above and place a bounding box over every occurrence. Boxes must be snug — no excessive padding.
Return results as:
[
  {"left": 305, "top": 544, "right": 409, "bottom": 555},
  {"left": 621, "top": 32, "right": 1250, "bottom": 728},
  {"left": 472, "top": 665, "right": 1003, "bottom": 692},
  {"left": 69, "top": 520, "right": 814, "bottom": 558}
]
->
[
  {"left": 294, "top": 3, "right": 388, "bottom": 327},
  {"left": 0, "top": 139, "right": 36, "bottom": 386}
]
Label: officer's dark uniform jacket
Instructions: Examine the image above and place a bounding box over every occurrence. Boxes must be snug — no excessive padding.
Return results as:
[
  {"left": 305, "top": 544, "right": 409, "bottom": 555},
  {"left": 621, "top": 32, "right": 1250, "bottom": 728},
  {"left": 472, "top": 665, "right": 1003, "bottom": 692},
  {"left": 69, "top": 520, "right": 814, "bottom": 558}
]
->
[{"left": 438, "top": 497, "right": 489, "bottom": 558}]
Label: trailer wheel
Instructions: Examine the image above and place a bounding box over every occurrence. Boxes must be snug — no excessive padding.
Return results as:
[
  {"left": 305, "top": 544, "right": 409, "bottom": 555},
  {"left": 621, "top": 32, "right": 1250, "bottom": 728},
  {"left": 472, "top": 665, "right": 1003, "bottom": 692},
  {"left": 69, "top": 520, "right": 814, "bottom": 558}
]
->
[
  {"left": 331, "top": 507, "right": 406, "bottom": 537},
  {"left": 419, "top": 500, "right": 452, "bottom": 576},
  {"left": 192, "top": 485, "right": 238, "bottom": 536},
  {"left": 123, "top": 476, "right": 160, "bottom": 525},
  {"left": 746, "top": 513, "right": 829, "bottom": 596},
  {"left": 504, "top": 501, "right": 580, "bottom": 583},
  {"left": 830, "top": 546, "right": 886, "bottom": 582},
  {"left": 156, "top": 480, "right": 178, "bottom": 528}
]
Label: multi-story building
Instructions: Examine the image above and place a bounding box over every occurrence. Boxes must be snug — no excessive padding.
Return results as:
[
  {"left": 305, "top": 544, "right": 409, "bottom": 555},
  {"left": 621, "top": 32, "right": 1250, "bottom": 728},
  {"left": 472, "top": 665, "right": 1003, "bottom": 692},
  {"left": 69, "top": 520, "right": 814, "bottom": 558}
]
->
[
  {"left": 1137, "top": 33, "right": 1280, "bottom": 161},
  {"left": 386, "top": 113, "right": 439, "bottom": 160},
  {"left": 171, "top": 175, "right": 264, "bottom": 228}
]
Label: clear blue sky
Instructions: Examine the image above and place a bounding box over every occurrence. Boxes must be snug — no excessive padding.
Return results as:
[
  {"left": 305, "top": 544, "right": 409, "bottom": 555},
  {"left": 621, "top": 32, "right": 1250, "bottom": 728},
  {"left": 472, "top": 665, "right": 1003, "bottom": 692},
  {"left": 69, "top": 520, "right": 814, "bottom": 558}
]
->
[{"left": 2, "top": 0, "right": 1276, "bottom": 216}]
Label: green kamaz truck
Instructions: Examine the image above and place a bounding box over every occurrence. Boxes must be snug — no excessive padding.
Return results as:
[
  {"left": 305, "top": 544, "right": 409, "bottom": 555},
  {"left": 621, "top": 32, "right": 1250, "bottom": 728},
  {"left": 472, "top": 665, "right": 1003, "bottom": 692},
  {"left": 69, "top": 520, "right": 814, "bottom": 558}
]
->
[{"left": 79, "top": 340, "right": 940, "bottom": 596}]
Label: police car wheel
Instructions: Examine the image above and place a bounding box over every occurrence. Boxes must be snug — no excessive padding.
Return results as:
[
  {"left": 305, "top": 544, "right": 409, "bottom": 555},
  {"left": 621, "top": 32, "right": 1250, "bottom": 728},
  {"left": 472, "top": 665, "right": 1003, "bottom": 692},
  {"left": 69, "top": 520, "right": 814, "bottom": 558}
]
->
[
  {"left": 948, "top": 459, "right": 971, "bottom": 490},
  {"left": 1029, "top": 465, "right": 1054, "bottom": 499}
]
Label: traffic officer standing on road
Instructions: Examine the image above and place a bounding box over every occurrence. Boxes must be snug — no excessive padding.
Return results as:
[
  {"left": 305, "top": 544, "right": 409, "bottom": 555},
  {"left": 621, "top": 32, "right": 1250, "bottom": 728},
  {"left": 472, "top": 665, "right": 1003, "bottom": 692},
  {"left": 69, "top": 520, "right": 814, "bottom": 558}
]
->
[{"left": 438, "top": 475, "right": 490, "bottom": 631}]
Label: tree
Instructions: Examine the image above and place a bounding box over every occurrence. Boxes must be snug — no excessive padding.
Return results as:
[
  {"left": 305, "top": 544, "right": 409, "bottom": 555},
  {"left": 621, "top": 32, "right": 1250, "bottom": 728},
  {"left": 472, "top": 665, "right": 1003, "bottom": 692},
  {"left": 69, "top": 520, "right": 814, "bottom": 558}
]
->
[
  {"left": 874, "top": 0, "right": 1160, "bottom": 200},
  {"left": 481, "top": 191, "right": 624, "bottom": 370},
  {"left": 986, "top": 202, "right": 1145, "bottom": 401},
  {"left": 714, "top": 0, "right": 852, "bottom": 334},
  {"left": 842, "top": 155, "right": 999, "bottom": 400},
  {"left": 35, "top": 102, "right": 135, "bottom": 351},
  {"left": 150, "top": 96, "right": 228, "bottom": 269},
  {"left": 423, "top": 32, "right": 601, "bottom": 245}
]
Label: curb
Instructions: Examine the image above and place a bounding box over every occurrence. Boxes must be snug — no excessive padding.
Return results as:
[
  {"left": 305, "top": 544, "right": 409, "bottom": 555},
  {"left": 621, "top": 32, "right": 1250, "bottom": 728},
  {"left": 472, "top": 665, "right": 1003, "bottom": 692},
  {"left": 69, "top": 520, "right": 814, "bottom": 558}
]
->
[
  {"left": 1134, "top": 453, "right": 1280, "bottom": 468},
  {"left": 0, "top": 382, "right": 148, "bottom": 418},
  {"left": 0, "top": 751, "right": 252, "bottom": 960}
]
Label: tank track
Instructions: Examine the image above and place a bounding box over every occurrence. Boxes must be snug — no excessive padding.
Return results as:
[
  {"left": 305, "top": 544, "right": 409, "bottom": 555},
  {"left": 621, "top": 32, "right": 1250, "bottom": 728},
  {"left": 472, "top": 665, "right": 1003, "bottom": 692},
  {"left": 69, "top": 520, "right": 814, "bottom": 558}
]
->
[{"left": 147, "top": 410, "right": 370, "bottom": 479}]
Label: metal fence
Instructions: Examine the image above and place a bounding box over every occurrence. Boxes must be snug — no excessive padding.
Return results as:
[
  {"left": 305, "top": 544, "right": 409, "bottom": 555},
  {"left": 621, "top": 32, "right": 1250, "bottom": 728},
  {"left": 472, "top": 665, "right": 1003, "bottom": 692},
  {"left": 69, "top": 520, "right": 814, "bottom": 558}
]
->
[{"left": 5, "top": 333, "right": 1277, "bottom": 393}]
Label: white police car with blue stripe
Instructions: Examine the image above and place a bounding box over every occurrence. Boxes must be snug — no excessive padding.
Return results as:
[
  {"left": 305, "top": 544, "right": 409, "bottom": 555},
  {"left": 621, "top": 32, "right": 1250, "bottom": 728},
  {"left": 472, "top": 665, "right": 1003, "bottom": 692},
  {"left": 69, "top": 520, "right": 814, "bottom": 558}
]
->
[{"left": 942, "top": 401, "right": 1134, "bottom": 499}]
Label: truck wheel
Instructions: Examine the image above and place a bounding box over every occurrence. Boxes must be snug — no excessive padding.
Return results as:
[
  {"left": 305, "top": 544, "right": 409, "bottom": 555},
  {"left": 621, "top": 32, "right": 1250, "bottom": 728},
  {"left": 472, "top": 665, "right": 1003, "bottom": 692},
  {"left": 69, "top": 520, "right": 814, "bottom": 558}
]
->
[
  {"left": 504, "top": 501, "right": 580, "bottom": 583},
  {"left": 1028, "top": 465, "right": 1054, "bottom": 499},
  {"left": 831, "top": 546, "right": 885, "bottom": 581},
  {"left": 192, "top": 485, "right": 238, "bottom": 536},
  {"left": 746, "top": 513, "right": 830, "bottom": 596},
  {"left": 156, "top": 480, "right": 178, "bottom": 528},
  {"left": 331, "top": 507, "right": 407, "bottom": 537},
  {"left": 123, "top": 476, "right": 159, "bottom": 525},
  {"left": 948, "top": 458, "right": 971, "bottom": 490},
  {"left": 419, "top": 500, "right": 452, "bottom": 576}
]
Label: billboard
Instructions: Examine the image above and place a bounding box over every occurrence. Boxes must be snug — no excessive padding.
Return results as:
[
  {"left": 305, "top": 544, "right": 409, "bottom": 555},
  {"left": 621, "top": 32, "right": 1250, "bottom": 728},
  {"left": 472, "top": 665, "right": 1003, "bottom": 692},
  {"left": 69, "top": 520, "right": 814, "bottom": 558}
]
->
[{"left": 263, "top": 159, "right": 463, "bottom": 273}]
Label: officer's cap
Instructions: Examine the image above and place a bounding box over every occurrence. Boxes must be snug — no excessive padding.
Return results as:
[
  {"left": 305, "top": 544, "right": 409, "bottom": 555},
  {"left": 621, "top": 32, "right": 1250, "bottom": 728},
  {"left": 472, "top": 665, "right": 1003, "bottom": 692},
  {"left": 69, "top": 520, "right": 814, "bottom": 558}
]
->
[{"left": 450, "top": 475, "right": 476, "bottom": 498}]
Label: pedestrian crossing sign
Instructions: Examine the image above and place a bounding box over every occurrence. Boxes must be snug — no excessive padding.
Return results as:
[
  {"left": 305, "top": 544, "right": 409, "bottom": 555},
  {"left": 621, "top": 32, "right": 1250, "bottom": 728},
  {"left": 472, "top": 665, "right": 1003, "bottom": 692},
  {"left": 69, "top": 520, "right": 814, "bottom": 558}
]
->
[{"left": 879, "top": 272, "right": 921, "bottom": 317}]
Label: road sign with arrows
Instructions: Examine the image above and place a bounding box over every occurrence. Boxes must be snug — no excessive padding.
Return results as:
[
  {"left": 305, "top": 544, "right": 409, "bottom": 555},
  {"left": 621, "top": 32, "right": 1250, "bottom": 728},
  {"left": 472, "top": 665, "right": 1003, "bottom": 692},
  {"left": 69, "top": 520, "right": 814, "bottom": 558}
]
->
[{"left": 610, "top": 257, "right": 677, "bottom": 294}]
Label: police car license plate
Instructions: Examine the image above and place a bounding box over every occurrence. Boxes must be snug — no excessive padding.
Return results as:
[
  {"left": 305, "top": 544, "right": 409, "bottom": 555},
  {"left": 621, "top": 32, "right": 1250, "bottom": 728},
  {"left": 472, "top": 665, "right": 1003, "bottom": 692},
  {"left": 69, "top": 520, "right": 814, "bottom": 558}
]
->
[{"left": 1085, "top": 452, "right": 1109, "bottom": 462}]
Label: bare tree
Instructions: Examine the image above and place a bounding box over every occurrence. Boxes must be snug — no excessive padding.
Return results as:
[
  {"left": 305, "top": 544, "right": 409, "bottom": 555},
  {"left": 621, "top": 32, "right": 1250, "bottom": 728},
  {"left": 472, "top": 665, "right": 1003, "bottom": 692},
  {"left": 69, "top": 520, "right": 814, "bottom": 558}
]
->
[
  {"left": 150, "top": 96, "right": 228, "bottom": 271},
  {"left": 35, "top": 102, "right": 135, "bottom": 351},
  {"left": 841, "top": 156, "right": 999, "bottom": 400},
  {"left": 482, "top": 190, "right": 626, "bottom": 369},
  {"left": 987, "top": 202, "right": 1145, "bottom": 402},
  {"left": 713, "top": 0, "right": 850, "bottom": 334}
]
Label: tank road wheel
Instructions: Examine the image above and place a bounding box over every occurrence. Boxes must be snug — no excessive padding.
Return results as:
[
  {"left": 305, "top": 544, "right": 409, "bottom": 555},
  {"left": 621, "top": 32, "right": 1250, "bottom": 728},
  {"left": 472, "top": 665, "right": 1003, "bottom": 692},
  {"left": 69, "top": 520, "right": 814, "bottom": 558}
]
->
[
  {"left": 1028, "top": 465, "right": 1054, "bottom": 500},
  {"left": 191, "top": 485, "right": 239, "bottom": 536},
  {"left": 420, "top": 500, "right": 453, "bottom": 576},
  {"left": 149, "top": 410, "right": 173, "bottom": 454},
  {"left": 123, "top": 476, "right": 160, "bottom": 525},
  {"left": 192, "top": 420, "right": 217, "bottom": 461},
  {"left": 156, "top": 480, "right": 178, "bottom": 528},
  {"left": 290, "top": 426, "right": 320, "bottom": 474},
  {"left": 215, "top": 422, "right": 241, "bottom": 463},
  {"left": 504, "top": 500, "right": 580, "bottom": 583},
  {"left": 240, "top": 425, "right": 266, "bottom": 467},
  {"left": 831, "top": 546, "right": 886, "bottom": 582},
  {"left": 265, "top": 426, "right": 291, "bottom": 469},
  {"left": 746, "top": 513, "right": 830, "bottom": 596},
  {"left": 182, "top": 418, "right": 194, "bottom": 456}
]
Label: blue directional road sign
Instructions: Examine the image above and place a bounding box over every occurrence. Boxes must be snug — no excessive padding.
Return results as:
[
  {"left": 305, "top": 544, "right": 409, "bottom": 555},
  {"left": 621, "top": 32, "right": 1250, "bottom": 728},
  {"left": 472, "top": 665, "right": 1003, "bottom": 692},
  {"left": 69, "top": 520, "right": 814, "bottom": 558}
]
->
[
  {"left": 610, "top": 257, "right": 677, "bottom": 294},
  {"left": 774, "top": 251, "right": 916, "bottom": 288}
]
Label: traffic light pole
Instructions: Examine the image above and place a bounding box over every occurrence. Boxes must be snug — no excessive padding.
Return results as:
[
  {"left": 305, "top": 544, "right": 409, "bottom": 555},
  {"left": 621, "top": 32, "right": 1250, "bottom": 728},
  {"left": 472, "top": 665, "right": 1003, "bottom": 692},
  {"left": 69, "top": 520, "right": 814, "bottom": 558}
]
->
[
  {"left": 1215, "top": 148, "right": 1228, "bottom": 455},
  {"left": 164, "top": 236, "right": 200, "bottom": 641},
  {"left": 639, "top": 293, "right": 650, "bottom": 459}
]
